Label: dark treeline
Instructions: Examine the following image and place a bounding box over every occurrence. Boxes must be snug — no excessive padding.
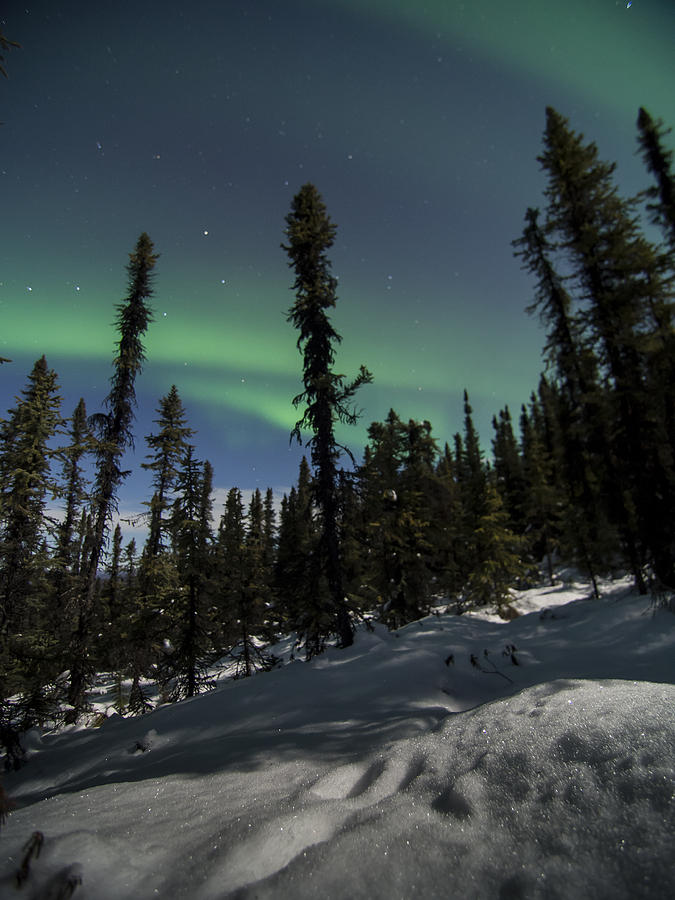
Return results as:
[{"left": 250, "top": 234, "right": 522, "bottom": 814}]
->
[{"left": 1, "top": 106, "right": 673, "bottom": 764}]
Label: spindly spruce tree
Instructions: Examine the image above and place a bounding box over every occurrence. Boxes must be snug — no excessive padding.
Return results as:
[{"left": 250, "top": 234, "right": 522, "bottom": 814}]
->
[
  {"left": 126, "top": 386, "right": 194, "bottom": 696},
  {"left": 637, "top": 107, "right": 675, "bottom": 249},
  {"left": 53, "top": 399, "right": 91, "bottom": 579},
  {"left": 283, "top": 183, "right": 372, "bottom": 652},
  {"left": 69, "top": 232, "right": 157, "bottom": 715},
  {"left": 49, "top": 398, "right": 92, "bottom": 674}
]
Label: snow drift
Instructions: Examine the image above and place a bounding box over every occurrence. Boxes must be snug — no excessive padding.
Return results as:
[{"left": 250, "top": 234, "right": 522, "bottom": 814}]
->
[{"left": 1, "top": 577, "right": 673, "bottom": 898}]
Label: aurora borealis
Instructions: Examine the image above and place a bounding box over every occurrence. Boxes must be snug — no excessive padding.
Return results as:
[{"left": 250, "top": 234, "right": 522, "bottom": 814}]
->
[{"left": 2, "top": 1, "right": 674, "bottom": 518}]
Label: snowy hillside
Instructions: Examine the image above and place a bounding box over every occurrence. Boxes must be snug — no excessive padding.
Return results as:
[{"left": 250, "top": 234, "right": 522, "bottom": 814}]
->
[{"left": 1, "top": 575, "right": 674, "bottom": 899}]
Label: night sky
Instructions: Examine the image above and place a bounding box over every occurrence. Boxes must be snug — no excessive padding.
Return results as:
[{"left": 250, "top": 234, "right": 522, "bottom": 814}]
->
[{"left": 2, "top": 1, "right": 674, "bottom": 526}]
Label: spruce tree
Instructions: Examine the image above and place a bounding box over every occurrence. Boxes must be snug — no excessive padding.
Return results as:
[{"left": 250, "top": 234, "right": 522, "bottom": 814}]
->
[
  {"left": 163, "top": 450, "right": 214, "bottom": 699},
  {"left": 519, "top": 398, "right": 560, "bottom": 585},
  {"left": 215, "top": 487, "right": 272, "bottom": 676},
  {"left": 464, "top": 483, "right": 526, "bottom": 614},
  {"left": 69, "top": 233, "right": 157, "bottom": 714},
  {"left": 358, "top": 412, "right": 436, "bottom": 628},
  {"left": 283, "top": 183, "right": 372, "bottom": 651},
  {"left": 49, "top": 399, "right": 92, "bottom": 661},
  {"left": 491, "top": 406, "right": 527, "bottom": 535},
  {"left": 122, "top": 386, "right": 194, "bottom": 699},
  {"left": 358, "top": 411, "right": 406, "bottom": 624},
  {"left": 0, "top": 357, "right": 63, "bottom": 756},
  {"left": 537, "top": 108, "right": 674, "bottom": 588},
  {"left": 0, "top": 357, "right": 63, "bottom": 634},
  {"left": 513, "top": 206, "right": 615, "bottom": 592},
  {"left": 215, "top": 487, "right": 247, "bottom": 664},
  {"left": 259, "top": 487, "right": 278, "bottom": 636},
  {"left": 142, "top": 385, "right": 194, "bottom": 559},
  {"left": 456, "top": 391, "right": 489, "bottom": 585},
  {"left": 243, "top": 489, "right": 275, "bottom": 669},
  {"left": 53, "top": 399, "right": 91, "bottom": 577},
  {"left": 637, "top": 107, "right": 675, "bottom": 249},
  {"left": 433, "top": 443, "right": 464, "bottom": 600},
  {"left": 274, "top": 458, "right": 322, "bottom": 652}
]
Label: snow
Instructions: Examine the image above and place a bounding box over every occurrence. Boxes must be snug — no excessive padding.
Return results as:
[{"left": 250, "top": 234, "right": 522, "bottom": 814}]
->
[{"left": 1, "top": 575, "right": 674, "bottom": 898}]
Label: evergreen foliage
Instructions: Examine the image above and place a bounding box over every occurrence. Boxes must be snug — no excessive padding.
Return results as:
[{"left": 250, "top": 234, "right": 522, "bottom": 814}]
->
[
  {"left": 68, "top": 233, "right": 157, "bottom": 716},
  {"left": 357, "top": 411, "right": 436, "bottom": 627},
  {"left": 0, "top": 357, "right": 63, "bottom": 757},
  {"left": 283, "top": 183, "right": 372, "bottom": 652},
  {"left": 509, "top": 110, "right": 675, "bottom": 591},
  {"left": 142, "top": 385, "right": 194, "bottom": 559},
  {"left": 275, "top": 458, "right": 322, "bottom": 652},
  {"left": 161, "top": 450, "right": 214, "bottom": 700},
  {"left": 1, "top": 106, "right": 673, "bottom": 763},
  {"left": 637, "top": 107, "right": 675, "bottom": 249}
]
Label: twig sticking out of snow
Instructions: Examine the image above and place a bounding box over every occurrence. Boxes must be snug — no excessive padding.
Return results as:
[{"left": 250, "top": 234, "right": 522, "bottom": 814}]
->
[{"left": 470, "top": 650, "right": 514, "bottom": 684}]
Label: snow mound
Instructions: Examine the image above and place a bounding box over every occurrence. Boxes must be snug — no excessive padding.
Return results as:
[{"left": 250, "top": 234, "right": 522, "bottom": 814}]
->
[
  {"left": 2, "top": 680, "right": 673, "bottom": 899},
  {"left": 212, "top": 679, "right": 674, "bottom": 900},
  {"left": 2, "top": 583, "right": 673, "bottom": 898}
]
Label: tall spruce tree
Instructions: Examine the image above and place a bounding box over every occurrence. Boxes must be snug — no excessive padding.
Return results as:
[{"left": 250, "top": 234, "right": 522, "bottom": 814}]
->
[
  {"left": 635, "top": 109, "right": 675, "bottom": 582},
  {"left": 637, "top": 107, "right": 675, "bottom": 249},
  {"left": 215, "top": 487, "right": 246, "bottom": 664},
  {"left": 359, "top": 409, "right": 428, "bottom": 628},
  {"left": 215, "top": 487, "right": 272, "bottom": 677},
  {"left": 513, "top": 206, "right": 615, "bottom": 593},
  {"left": 142, "top": 385, "right": 194, "bottom": 559},
  {"left": 0, "top": 357, "right": 63, "bottom": 757},
  {"left": 0, "top": 357, "right": 63, "bottom": 634},
  {"left": 123, "top": 386, "right": 194, "bottom": 698},
  {"left": 283, "top": 183, "right": 372, "bottom": 652},
  {"left": 49, "top": 398, "right": 92, "bottom": 674},
  {"left": 359, "top": 411, "right": 436, "bottom": 627},
  {"left": 164, "top": 451, "right": 214, "bottom": 699},
  {"left": 69, "top": 233, "right": 157, "bottom": 714},
  {"left": 538, "top": 108, "right": 674, "bottom": 588}
]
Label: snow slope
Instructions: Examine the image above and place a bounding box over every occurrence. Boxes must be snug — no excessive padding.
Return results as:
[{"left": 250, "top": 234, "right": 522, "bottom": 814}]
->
[{"left": 1, "top": 576, "right": 674, "bottom": 899}]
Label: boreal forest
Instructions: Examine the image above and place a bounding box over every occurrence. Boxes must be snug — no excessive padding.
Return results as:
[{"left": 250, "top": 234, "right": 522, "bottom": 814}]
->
[{"left": 1, "top": 105, "right": 674, "bottom": 769}]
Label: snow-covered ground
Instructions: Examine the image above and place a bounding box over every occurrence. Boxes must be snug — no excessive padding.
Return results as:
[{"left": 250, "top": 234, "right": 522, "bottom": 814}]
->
[{"left": 1, "top": 574, "right": 674, "bottom": 898}]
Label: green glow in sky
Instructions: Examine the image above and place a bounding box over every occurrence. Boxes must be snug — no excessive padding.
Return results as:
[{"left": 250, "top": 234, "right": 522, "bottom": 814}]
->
[
  {"left": 335, "top": 0, "right": 674, "bottom": 125},
  {"left": 3, "top": 0, "right": 672, "bottom": 498}
]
